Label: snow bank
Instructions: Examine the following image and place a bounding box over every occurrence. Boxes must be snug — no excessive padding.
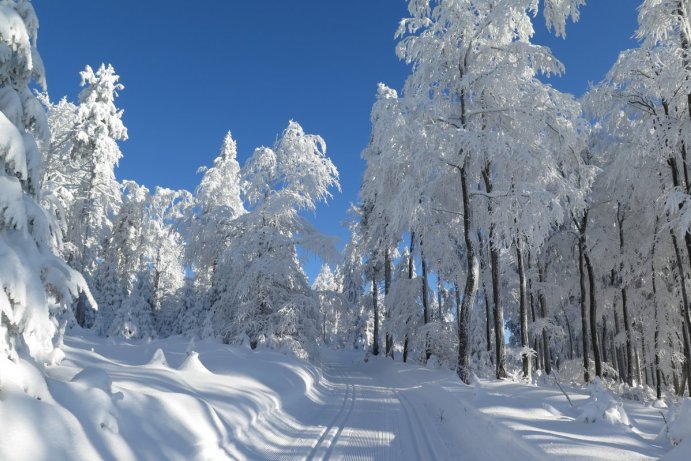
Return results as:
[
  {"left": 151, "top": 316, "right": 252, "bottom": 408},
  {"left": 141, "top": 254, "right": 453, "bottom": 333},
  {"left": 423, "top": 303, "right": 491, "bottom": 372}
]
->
[
  {"left": 71, "top": 367, "right": 113, "bottom": 393},
  {"left": 0, "top": 354, "right": 51, "bottom": 400},
  {"left": 1, "top": 333, "right": 331, "bottom": 461},
  {"left": 579, "top": 378, "right": 631, "bottom": 426},
  {"left": 67, "top": 367, "right": 121, "bottom": 433},
  {"left": 616, "top": 382, "right": 656, "bottom": 403},
  {"left": 665, "top": 398, "right": 691, "bottom": 446}
]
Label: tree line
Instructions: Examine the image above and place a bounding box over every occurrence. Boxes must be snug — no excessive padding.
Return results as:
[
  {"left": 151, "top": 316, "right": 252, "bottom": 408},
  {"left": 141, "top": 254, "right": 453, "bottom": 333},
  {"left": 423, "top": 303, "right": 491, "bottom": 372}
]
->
[{"left": 5, "top": 0, "right": 691, "bottom": 403}]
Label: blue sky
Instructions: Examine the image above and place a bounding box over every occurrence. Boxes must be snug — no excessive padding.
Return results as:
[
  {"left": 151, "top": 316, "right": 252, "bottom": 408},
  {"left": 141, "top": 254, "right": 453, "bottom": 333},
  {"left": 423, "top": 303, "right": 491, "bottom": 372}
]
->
[{"left": 33, "top": 0, "right": 639, "bottom": 277}]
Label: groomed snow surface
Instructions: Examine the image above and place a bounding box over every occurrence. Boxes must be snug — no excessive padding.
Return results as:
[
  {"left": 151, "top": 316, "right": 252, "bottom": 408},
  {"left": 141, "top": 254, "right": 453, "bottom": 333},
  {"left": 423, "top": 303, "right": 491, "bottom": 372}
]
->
[{"left": 1, "top": 333, "right": 688, "bottom": 461}]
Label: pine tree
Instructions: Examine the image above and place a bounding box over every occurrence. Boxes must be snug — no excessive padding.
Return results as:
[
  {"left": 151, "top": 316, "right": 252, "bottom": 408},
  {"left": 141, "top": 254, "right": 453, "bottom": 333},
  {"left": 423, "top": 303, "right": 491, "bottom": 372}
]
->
[{"left": 0, "top": 0, "right": 88, "bottom": 365}]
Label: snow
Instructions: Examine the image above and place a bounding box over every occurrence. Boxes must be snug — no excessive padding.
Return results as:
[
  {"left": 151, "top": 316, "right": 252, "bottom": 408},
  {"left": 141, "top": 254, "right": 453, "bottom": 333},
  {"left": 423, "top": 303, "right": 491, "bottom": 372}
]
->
[
  {"left": 579, "top": 378, "right": 631, "bottom": 426},
  {"left": 665, "top": 398, "right": 691, "bottom": 447},
  {"left": 0, "top": 332, "right": 677, "bottom": 460}
]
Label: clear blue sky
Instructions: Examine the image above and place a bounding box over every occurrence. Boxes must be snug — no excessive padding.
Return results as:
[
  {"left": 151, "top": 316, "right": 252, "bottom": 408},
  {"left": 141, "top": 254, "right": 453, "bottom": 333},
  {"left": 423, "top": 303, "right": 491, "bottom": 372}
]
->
[{"left": 33, "top": 0, "right": 639, "bottom": 277}]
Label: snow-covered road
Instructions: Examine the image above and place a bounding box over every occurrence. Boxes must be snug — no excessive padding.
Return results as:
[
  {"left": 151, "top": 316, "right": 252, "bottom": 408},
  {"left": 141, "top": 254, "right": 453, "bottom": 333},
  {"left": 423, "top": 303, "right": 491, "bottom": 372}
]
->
[
  {"left": 292, "top": 357, "right": 444, "bottom": 460},
  {"left": 256, "top": 349, "right": 548, "bottom": 461},
  {"left": 2, "top": 334, "right": 676, "bottom": 461}
]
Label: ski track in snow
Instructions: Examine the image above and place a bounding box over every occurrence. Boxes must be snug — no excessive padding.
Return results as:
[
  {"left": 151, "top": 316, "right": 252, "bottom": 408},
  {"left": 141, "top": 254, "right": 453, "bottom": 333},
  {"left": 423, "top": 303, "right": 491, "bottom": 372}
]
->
[
  {"left": 4, "top": 333, "right": 678, "bottom": 461},
  {"left": 395, "top": 389, "right": 446, "bottom": 460},
  {"left": 306, "top": 366, "right": 356, "bottom": 460}
]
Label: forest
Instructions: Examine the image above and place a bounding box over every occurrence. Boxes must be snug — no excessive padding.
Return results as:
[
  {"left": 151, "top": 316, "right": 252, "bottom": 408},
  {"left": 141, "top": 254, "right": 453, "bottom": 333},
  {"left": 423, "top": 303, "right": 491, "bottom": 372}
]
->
[{"left": 4, "top": 1, "right": 691, "bottom": 460}]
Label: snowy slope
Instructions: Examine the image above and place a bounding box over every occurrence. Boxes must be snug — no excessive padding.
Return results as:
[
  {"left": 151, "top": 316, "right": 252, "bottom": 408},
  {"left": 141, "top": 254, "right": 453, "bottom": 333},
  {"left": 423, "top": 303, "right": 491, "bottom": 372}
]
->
[{"left": 0, "top": 333, "right": 684, "bottom": 460}]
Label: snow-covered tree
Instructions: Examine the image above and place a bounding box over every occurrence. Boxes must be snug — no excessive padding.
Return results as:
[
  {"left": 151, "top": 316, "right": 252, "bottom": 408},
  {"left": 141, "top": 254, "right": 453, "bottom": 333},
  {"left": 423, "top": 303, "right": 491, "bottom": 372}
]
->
[
  {"left": 211, "top": 121, "right": 339, "bottom": 360},
  {"left": 365, "top": 0, "right": 588, "bottom": 383},
  {"left": 312, "top": 264, "right": 343, "bottom": 345},
  {"left": 0, "top": 0, "right": 88, "bottom": 365},
  {"left": 186, "top": 132, "right": 244, "bottom": 291},
  {"left": 41, "top": 63, "right": 127, "bottom": 326},
  {"left": 108, "top": 269, "right": 155, "bottom": 339},
  {"left": 66, "top": 64, "right": 126, "bottom": 275}
]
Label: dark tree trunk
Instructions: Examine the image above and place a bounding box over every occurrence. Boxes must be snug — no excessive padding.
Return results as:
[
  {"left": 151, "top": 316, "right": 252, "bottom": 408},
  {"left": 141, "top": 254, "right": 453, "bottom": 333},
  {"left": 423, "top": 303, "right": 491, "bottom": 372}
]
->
[
  {"left": 616, "top": 202, "right": 634, "bottom": 386},
  {"left": 421, "top": 250, "right": 431, "bottom": 362},
  {"left": 484, "top": 288, "right": 492, "bottom": 356},
  {"left": 641, "top": 330, "right": 651, "bottom": 387},
  {"left": 539, "top": 264, "right": 551, "bottom": 374},
  {"left": 403, "top": 232, "right": 416, "bottom": 363},
  {"left": 528, "top": 254, "right": 541, "bottom": 372},
  {"left": 683, "top": 317, "right": 691, "bottom": 396},
  {"left": 372, "top": 275, "right": 379, "bottom": 356},
  {"left": 584, "top": 248, "right": 602, "bottom": 378},
  {"left": 516, "top": 237, "right": 531, "bottom": 381},
  {"left": 601, "top": 316, "right": 608, "bottom": 365},
  {"left": 562, "top": 307, "right": 574, "bottom": 361},
  {"left": 621, "top": 288, "right": 634, "bottom": 386},
  {"left": 384, "top": 248, "right": 394, "bottom": 359},
  {"left": 457, "top": 164, "right": 478, "bottom": 384},
  {"left": 576, "top": 211, "right": 601, "bottom": 379},
  {"left": 671, "top": 228, "right": 691, "bottom": 394},
  {"left": 478, "top": 231, "right": 493, "bottom": 357},
  {"left": 482, "top": 164, "right": 506, "bottom": 379},
  {"left": 614, "top": 308, "right": 625, "bottom": 382},
  {"left": 578, "top": 239, "right": 590, "bottom": 383}
]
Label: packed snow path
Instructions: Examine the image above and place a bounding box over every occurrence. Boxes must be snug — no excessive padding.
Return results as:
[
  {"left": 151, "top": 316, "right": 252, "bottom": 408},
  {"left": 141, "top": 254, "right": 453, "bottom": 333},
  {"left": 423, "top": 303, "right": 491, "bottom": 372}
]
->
[
  {"left": 277, "top": 350, "right": 544, "bottom": 461},
  {"left": 2, "top": 333, "right": 674, "bottom": 461}
]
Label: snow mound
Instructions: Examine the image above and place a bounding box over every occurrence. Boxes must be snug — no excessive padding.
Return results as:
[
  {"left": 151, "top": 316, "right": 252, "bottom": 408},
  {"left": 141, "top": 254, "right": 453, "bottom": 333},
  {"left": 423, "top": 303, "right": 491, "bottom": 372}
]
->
[
  {"left": 665, "top": 398, "right": 691, "bottom": 446},
  {"left": 177, "top": 351, "right": 211, "bottom": 374},
  {"left": 71, "top": 367, "right": 113, "bottom": 393},
  {"left": 0, "top": 355, "right": 51, "bottom": 400},
  {"left": 147, "top": 348, "right": 169, "bottom": 367},
  {"left": 618, "top": 382, "right": 655, "bottom": 403},
  {"left": 580, "top": 378, "right": 631, "bottom": 426},
  {"left": 70, "top": 367, "right": 121, "bottom": 433},
  {"left": 653, "top": 399, "right": 669, "bottom": 409}
]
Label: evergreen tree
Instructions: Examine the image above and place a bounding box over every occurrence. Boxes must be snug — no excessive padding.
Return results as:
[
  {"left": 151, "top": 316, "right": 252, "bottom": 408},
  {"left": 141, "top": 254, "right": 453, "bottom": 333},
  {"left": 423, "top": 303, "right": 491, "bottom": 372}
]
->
[{"left": 0, "top": 0, "right": 88, "bottom": 365}]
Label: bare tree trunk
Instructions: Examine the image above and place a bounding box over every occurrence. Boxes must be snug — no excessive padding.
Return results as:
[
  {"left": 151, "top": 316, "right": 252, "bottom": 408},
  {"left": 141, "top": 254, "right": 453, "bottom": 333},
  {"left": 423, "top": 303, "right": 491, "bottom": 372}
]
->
[
  {"left": 482, "top": 163, "right": 506, "bottom": 379},
  {"left": 584, "top": 248, "right": 602, "bottom": 378},
  {"left": 642, "top": 330, "right": 652, "bottom": 387},
  {"left": 403, "top": 232, "right": 415, "bottom": 363},
  {"left": 421, "top": 249, "right": 431, "bottom": 362},
  {"left": 634, "top": 346, "right": 642, "bottom": 385},
  {"left": 516, "top": 236, "right": 531, "bottom": 381},
  {"left": 670, "top": 227, "right": 691, "bottom": 394},
  {"left": 384, "top": 248, "right": 394, "bottom": 359},
  {"left": 478, "top": 231, "right": 493, "bottom": 357},
  {"left": 601, "top": 316, "right": 608, "bottom": 365},
  {"left": 615, "top": 202, "right": 634, "bottom": 386},
  {"left": 578, "top": 239, "right": 590, "bottom": 383},
  {"left": 614, "top": 308, "right": 626, "bottom": 382},
  {"left": 575, "top": 211, "right": 601, "bottom": 379},
  {"left": 372, "top": 274, "right": 379, "bottom": 356},
  {"left": 562, "top": 307, "right": 574, "bottom": 361},
  {"left": 683, "top": 318, "right": 691, "bottom": 396},
  {"left": 621, "top": 288, "right": 634, "bottom": 386},
  {"left": 527, "top": 253, "right": 541, "bottom": 372},
  {"left": 539, "top": 264, "right": 551, "bottom": 374},
  {"left": 457, "top": 164, "right": 478, "bottom": 384}
]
